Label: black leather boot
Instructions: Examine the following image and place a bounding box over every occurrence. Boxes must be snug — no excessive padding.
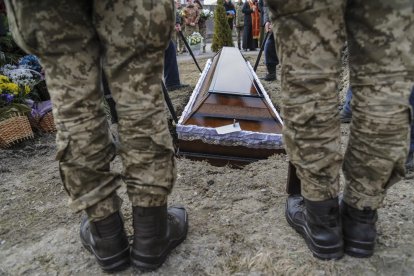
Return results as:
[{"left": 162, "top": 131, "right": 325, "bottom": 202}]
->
[
  {"left": 131, "top": 205, "right": 188, "bottom": 271},
  {"left": 285, "top": 195, "right": 344, "bottom": 260},
  {"left": 341, "top": 201, "right": 377, "bottom": 258},
  {"left": 80, "top": 212, "right": 130, "bottom": 272}
]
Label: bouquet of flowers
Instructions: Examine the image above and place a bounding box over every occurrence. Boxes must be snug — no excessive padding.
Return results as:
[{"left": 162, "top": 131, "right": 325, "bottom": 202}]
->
[
  {"left": 0, "top": 55, "right": 44, "bottom": 120},
  {"left": 2, "top": 64, "right": 42, "bottom": 88},
  {"left": 200, "top": 9, "right": 214, "bottom": 20},
  {"left": 0, "top": 73, "right": 32, "bottom": 120},
  {"left": 7, "top": 55, "right": 50, "bottom": 101},
  {"left": 187, "top": 32, "right": 203, "bottom": 46},
  {"left": 0, "top": 72, "right": 35, "bottom": 146},
  {"left": 18, "top": 54, "right": 43, "bottom": 74}
]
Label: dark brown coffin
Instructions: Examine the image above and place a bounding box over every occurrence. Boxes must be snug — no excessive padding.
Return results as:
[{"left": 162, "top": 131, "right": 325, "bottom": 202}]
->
[{"left": 177, "top": 47, "right": 284, "bottom": 165}]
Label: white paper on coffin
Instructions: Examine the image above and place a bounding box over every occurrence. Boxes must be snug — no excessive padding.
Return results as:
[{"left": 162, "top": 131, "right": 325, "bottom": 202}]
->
[{"left": 215, "top": 122, "right": 242, "bottom": 135}]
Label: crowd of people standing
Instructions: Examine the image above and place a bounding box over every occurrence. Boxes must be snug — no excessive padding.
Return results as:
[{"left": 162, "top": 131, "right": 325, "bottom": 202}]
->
[{"left": 173, "top": 0, "right": 273, "bottom": 55}]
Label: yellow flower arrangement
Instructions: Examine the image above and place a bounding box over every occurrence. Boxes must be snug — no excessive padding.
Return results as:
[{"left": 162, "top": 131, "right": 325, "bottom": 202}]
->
[
  {"left": 0, "top": 75, "right": 10, "bottom": 83},
  {"left": 0, "top": 74, "right": 32, "bottom": 120},
  {"left": 0, "top": 82, "right": 19, "bottom": 94},
  {"left": 0, "top": 75, "right": 30, "bottom": 95}
]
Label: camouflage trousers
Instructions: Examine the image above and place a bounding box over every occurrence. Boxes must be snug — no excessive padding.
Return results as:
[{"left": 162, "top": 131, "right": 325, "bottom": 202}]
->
[
  {"left": 267, "top": 0, "right": 414, "bottom": 210},
  {"left": 199, "top": 26, "right": 207, "bottom": 48},
  {"left": 175, "top": 24, "right": 186, "bottom": 53},
  {"left": 6, "top": 0, "right": 176, "bottom": 221},
  {"left": 184, "top": 25, "right": 199, "bottom": 39}
]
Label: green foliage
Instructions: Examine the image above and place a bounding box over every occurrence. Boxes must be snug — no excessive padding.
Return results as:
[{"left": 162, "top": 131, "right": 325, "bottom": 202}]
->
[
  {"left": 0, "top": 34, "right": 25, "bottom": 66},
  {"left": 0, "top": 15, "right": 25, "bottom": 67},
  {"left": 0, "top": 103, "right": 31, "bottom": 121},
  {"left": 211, "top": 0, "right": 234, "bottom": 52},
  {"left": 29, "top": 80, "right": 50, "bottom": 102}
]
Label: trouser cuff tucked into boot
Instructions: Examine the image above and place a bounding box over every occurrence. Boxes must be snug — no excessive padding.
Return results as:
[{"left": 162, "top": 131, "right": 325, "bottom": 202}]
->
[
  {"left": 343, "top": 186, "right": 385, "bottom": 211},
  {"left": 129, "top": 193, "right": 168, "bottom": 208},
  {"left": 85, "top": 192, "right": 122, "bottom": 222}
]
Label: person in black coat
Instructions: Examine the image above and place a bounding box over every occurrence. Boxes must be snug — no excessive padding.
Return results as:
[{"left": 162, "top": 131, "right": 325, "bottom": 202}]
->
[
  {"left": 242, "top": 0, "right": 257, "bottom": 51},
  {"left": 165, "top": 14, "right": 189, "bottom": 91}
]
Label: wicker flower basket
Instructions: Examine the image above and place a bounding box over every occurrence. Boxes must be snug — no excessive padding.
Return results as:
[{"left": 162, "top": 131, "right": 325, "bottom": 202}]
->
[
  {"left": 29, "top": 111, "right": 57, "bottom": 133},
  {"left": 38, "top": 111, "right": 56, "bottom": 133},
  {"left": 0, "top": 113, "right": 34, "bottom": 148}
]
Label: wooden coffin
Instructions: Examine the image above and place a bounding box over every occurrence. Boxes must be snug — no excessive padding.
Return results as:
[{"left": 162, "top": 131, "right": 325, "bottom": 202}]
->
[{"left": 177, "top": 47, "right": 284, "bottom": 165}]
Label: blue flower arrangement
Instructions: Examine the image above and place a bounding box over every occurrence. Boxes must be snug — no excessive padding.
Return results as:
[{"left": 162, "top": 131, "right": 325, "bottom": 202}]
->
[{"left": 18, "top": 54, "right": 42, "bottom": 73}]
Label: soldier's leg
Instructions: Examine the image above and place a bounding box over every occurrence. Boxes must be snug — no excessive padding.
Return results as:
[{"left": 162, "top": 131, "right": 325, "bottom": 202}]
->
[
  {"left": 95, "top": 0, "right": 187, "bottom": 270},
  {"left": 236, "top": 27, "right": 242, "bottom": 49},
  {"left": 184, "top": 25, "right": 197, "bottom": 39},
  {"left": 267, "top": 0, "right": 346, "bottom": 260},
  {"left": 5, "top": 0, "right": 129, "bottom": 271},
  {"left": 179, "top": 23, "right": 186, "bottom": 52},
  {"left": 341, "top": 0, "right": 414, "bottom": 257},
  {"left": 5, "top": 0, "right": 122, "bottom": 221},
  {"left": 343, "top": 0, "right": 414, "bottom": 210},
  {"left": 268, "top": 0, "right": 346, "bottom": 201},
  {"left": 95, "top": 0, "right": 175, "bottom": 211},
  {"left": 200, "top": 26, "right": 207, "bottom": 52}
]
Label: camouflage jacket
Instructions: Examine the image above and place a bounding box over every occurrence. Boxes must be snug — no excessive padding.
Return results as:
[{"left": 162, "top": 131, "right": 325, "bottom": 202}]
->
[
  {"left": 183, "top": 4, "right": 200, "bottom": 26},
  {"left": 235, "top": 1, "right": 244, "bottom": 27}
]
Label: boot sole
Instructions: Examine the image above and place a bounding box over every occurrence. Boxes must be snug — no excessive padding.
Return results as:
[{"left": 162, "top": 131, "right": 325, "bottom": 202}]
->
[
  {"left": 344, "top": 238, "right": 374, "bottom": 258},
  {"left": 285, "top": 210, "right": 344, "bottom": 260},
  {"left": 80, "top": 236, "right": 130, "bottom": 272},
  {"left": 132, "top": 212, "right": 189, "bottom": 271}
]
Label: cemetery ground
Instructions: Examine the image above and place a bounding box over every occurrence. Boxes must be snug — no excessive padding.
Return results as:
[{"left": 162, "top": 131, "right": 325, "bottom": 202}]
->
[{"left": 0, "top": 54, "right": 413, "bottom": 275}]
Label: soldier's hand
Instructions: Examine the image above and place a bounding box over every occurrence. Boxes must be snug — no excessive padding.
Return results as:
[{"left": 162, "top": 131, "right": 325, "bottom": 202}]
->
[{"left": 265, "top": 21, "right": 272, "bottom": 33}]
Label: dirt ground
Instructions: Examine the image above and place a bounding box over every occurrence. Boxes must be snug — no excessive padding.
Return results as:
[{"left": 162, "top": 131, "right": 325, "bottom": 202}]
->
[{"left": 1, "top": 53, "right": 413, "bottom": 276}]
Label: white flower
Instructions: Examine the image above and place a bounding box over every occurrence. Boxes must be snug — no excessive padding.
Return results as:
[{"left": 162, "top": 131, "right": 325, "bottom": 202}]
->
[
  {"left": 187, "top": 32, "right": 204, "bottom": 46},
  {"left": 201, "top": 9, "right": 213, "bottom": 19},
  {"left": 1, "top": 67, "right": 42, "bottom": 88}
]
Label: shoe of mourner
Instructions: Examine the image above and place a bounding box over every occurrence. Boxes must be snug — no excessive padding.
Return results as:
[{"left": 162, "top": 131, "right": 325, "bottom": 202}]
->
[
  {"left": 340, "top": 200, "right": 377, "bottom": 258},
  {"left": 339, "top": 109, "right": 352, "bottom": 123},
  {"left": 80, "top": 212, "right": 130, "bottom": 272},
  {"left": 167, "top": 83, "right": 190, "bottom": 92},
  {"left": 131, "top": 205, "right": 188, "bottom": 271},
  {"left": 260, "top": 72, "right": 276, "bottom": 82},
  {"left": 285, "top": 195, "right": 344, "bottom": 260}
]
